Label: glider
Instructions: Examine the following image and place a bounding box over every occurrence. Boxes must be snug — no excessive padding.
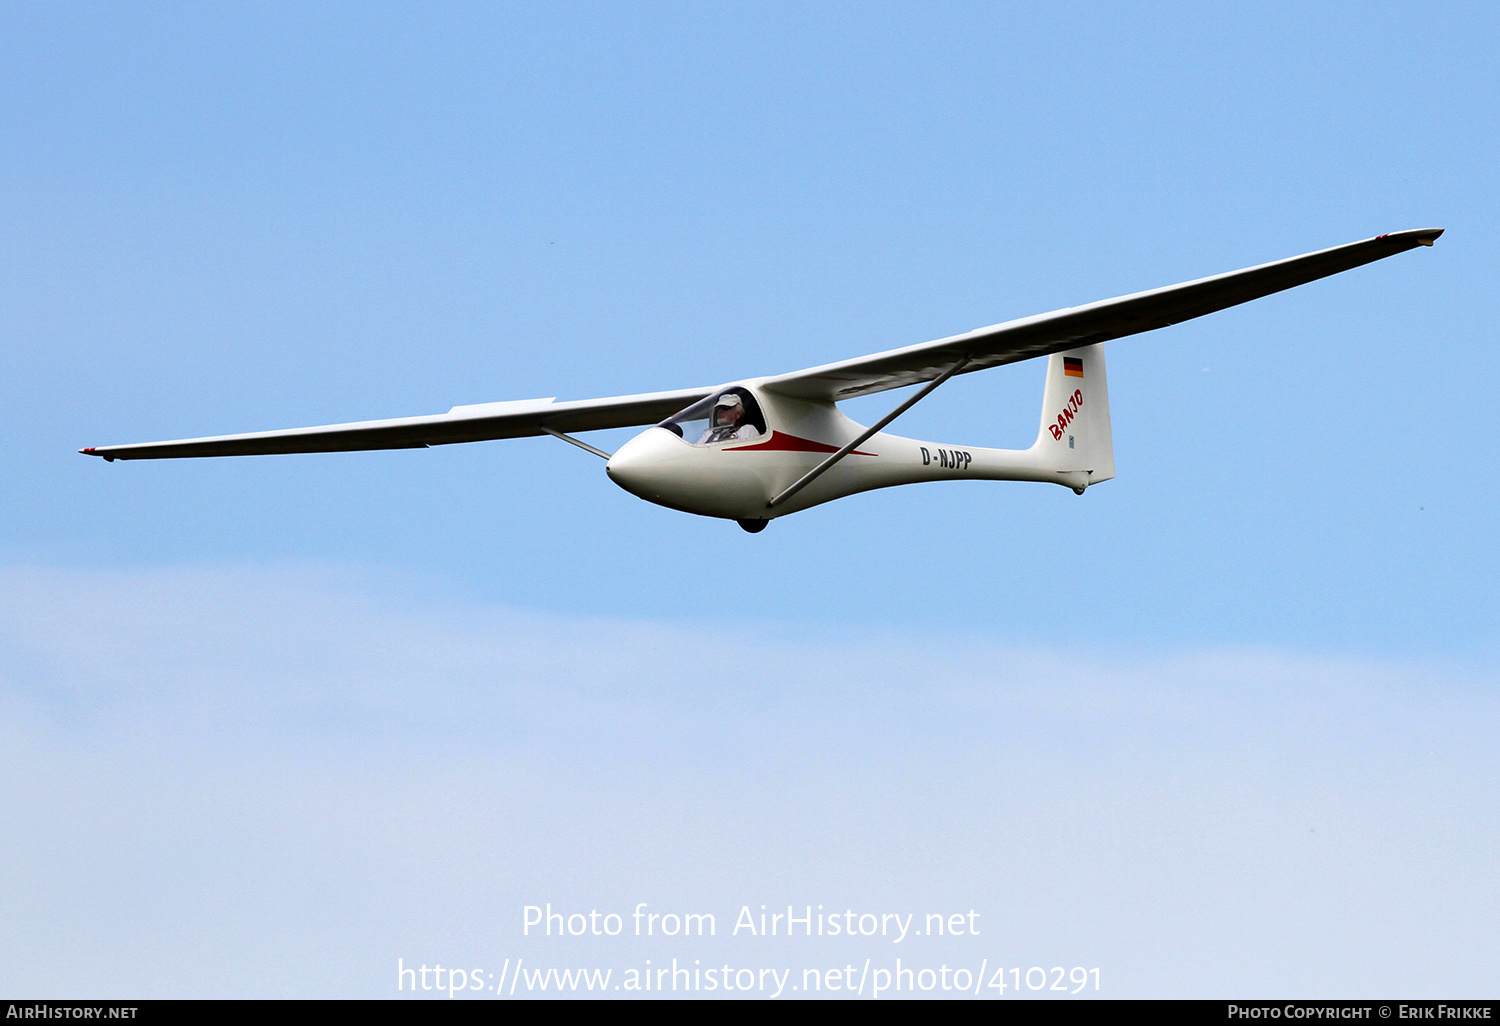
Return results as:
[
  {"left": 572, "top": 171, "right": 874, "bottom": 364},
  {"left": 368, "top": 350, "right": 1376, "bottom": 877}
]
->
[{"left": 82, "top": 229, "right": 1442, "bottom": 532}]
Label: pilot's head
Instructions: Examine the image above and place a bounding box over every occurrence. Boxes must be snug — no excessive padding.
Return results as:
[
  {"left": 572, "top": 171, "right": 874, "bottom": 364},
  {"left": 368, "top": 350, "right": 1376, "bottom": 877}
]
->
[{"left": 713, "top": 393, "right": 745, "bottom": 427}]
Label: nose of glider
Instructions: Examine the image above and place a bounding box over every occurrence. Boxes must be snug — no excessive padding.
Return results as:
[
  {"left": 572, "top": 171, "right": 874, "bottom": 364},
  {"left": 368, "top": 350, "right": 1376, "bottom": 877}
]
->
[{"left": 605, "top": 427, "right": 680, "bottom": 501}]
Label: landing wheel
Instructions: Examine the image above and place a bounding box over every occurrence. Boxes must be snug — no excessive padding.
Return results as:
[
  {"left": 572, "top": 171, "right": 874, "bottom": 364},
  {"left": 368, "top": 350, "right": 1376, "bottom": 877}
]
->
[{"left": 737, "top": 519, "right": 768, "bottom": 533}]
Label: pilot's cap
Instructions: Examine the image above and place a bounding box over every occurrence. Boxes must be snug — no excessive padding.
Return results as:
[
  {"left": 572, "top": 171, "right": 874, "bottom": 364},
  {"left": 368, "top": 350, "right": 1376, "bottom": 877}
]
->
[{"left": 714, "top": 393, "right": 744, "bottom": 409}]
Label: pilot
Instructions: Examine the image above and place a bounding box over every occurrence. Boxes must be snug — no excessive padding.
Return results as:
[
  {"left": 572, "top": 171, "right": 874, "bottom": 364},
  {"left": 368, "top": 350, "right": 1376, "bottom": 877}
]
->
[{"left": 698, "top": 392, "right": 761, "bottom": 444}]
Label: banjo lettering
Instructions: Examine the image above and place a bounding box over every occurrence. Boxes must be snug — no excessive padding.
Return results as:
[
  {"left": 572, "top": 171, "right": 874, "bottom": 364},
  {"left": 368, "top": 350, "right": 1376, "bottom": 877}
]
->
[{"left": 1048, "top": 389, "right": 1084, "bottom": 441}]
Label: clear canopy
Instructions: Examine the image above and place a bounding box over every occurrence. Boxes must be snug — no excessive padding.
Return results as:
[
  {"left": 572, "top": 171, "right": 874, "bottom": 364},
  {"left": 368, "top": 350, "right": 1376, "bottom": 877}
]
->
[{"left": 658, "top": 387, "right": 767, "bottom": 446}]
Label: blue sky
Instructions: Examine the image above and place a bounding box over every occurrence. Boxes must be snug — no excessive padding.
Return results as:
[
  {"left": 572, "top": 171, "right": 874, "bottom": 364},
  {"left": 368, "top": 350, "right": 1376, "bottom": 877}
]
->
[{"left": 2, "top": 2, "right": 1496, "bottom": 998}]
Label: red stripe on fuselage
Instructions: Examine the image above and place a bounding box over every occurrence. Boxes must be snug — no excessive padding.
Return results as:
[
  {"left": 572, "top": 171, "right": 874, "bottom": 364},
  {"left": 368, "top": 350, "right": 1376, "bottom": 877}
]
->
[{"left": 727, "top": 430, "right": 875, "bottom": 456}]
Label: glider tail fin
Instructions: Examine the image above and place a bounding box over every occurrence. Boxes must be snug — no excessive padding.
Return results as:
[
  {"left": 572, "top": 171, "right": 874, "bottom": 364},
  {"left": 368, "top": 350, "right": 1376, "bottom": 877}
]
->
[{"left": 1031, "top": 343, "right": 1115, "bottom": 490}]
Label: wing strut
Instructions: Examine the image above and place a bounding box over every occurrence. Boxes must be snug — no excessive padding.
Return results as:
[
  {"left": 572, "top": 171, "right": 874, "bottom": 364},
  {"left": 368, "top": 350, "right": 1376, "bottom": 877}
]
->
[
  {"left": 540, "top": 426, "right": 613, "bottom": 460},
  {"left": 767, "top": 355, "right": 970, "bottom": 509}
]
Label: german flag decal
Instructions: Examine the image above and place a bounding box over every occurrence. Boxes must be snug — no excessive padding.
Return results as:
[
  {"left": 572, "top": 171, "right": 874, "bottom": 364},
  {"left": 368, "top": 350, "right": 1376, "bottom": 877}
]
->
[{"left": 1063, "top": 357, "right": 1084, "bottom": 378}]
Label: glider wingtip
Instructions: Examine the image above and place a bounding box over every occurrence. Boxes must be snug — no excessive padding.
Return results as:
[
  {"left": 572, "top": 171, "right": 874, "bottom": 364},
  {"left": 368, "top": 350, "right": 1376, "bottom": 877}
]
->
[
  {"left": 1375, "top": 228, "right": 1444, "bottom": 246},
  {"left": 79, "top": 447, "right": 117, "bottom": 461}
]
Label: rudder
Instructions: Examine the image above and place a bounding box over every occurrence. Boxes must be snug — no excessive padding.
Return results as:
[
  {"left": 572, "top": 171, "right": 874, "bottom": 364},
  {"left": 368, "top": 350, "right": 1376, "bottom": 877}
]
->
[{"left": 1032, "top": 343, "right": 1115, "bottom": 489}]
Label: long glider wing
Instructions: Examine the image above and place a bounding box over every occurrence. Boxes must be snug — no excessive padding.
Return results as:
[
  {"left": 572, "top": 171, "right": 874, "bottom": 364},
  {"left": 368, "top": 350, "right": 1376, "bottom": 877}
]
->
[
  {"left": 760, "top": 228, "right": 1443, "bottom": 401},
  {"left": 82, "top": 229, "right": 1440, "bottom": 459},
  {"left": 81, "top": 388, "right": 713, "bottom": 460}
]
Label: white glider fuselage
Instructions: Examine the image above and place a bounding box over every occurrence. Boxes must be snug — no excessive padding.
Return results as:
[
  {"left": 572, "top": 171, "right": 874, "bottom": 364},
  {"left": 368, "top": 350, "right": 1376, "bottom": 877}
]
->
[
  {"left": 606, "top": 399, "right": 1061, "bottom": 522},
  {"left": 607, "top": 345, "right": 1114, "bottom": 526}
]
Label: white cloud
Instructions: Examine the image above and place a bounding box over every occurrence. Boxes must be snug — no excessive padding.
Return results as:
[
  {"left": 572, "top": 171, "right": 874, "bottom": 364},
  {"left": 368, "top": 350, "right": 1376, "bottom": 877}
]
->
[{"left": 1, "top": 565, "right": 1496, "bottom": 997}]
